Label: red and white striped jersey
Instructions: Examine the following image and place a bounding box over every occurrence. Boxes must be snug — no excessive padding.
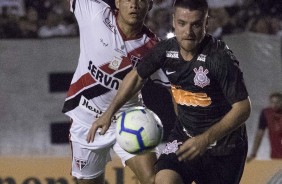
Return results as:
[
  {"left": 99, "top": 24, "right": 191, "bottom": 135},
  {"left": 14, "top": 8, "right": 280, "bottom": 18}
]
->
[{"left": 62, "top": 0, "right": 169, "bottom": 129}]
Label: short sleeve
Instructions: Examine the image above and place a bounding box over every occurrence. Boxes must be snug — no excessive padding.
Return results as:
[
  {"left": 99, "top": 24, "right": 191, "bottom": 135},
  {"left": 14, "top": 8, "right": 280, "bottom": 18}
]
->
[
  {"left": 137, "top": 39, "right": 171, "bottom": 80},
  {"left": 210, "top": 49, "right": 249, "bottom": 104}
]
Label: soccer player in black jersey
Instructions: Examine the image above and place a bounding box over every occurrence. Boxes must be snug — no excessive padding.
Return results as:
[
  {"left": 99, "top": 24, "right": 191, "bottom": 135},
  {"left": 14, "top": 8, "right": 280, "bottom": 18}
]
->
[{"left": 87, "top": 0, "right": 252, "bottom": 183}]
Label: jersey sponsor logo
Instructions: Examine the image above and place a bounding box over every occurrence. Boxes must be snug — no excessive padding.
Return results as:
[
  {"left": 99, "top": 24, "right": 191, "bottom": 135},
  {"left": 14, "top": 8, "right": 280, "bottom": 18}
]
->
[
  {"left": 162, "top": 140, "right": 182, "bottom": 155},
  {"left": 79, "top": 96, "right": 119, "bottom": 120},
  {"left": 80, "top": 96, "right": 103, "bottom": 115},
  {"left": 109, "top": 56, "right": 122, "bottom": 70},
  {"left": 166, "top": 51, "right": 179, "bottom": 58},
  {"left": 197, "top": 54, "right": 206, "bottom": 62},
  {"left": 88, "top": 60, "right": 121, "bottom": 90},
  {"left": 100, "top": 38, "right": 108, "bottom": 47},
  {"left": 193, "top": 66, "right": 210, "bottom": 88},
  {"left": 74, "top": 157, "right": 87, "bottom": 170},
  {"left": 103, "top": 18, "right": 117, "bottom": 34},
  {"left": 171, "top": 85, "right": 212, "bottom": 107},
  {"left": 165, "top": 70, "right": 176, "bottom": 75}
]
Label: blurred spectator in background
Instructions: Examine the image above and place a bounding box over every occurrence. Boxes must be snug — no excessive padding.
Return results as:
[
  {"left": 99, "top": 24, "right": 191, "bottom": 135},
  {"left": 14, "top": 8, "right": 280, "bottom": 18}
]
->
[
  {"left": 247, "top": 92, "right": 282, "bottom": 162},
  {"left": 245, "top": 15, "right": 282, "bottom": 36},
  {"left": 251, "top": 0, "right": 282, "bottom": 16},
  {"left": 37, "top": 10, "right": 77, "bottom": 38},
  {"left": 24, "top": 0, "right": 53, "bottom": 26},
  {"left": 236, "top": 0, "right": 282, "bottom": 35},
  {"left": 207, "top": 7, "right": 232, "bottom": 38},
  {"left": 0, "top": 0, "right": 25, "bottom": 38},
  {"left": 207, "top": 0, "right": 243, "bottom": 9},
  {"left": 146, "top": 0, "right": 173, "bottom": 39},
  {"left": 149, "top": 0, "right": 173, "bottom": 13},
  {"left": 0, "top": 6, "right": 22, "bottom": 38},
  {"left": 246, "top": 15, "right": 276, "bottom": 35},
  {"left": 146, "top": 7, "right": 172, "bottom": 39},
  {"left": 18, "top": 7, "right": 39, "bottom": 38},
  {"left": 0, "top": 0, "right": 26, "bottom": 17},
  {"left": 1, "top": 0, "right": 281, "bottom": 39}
]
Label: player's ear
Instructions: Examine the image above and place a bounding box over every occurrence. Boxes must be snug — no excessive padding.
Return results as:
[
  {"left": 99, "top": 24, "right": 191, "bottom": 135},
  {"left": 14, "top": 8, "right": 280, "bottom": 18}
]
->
[
  {"left": 205, "top": 11, "right": 209, "bottom": 28},
  {"left": 115, "top": 0, "right": 120, "bottom": 9}
]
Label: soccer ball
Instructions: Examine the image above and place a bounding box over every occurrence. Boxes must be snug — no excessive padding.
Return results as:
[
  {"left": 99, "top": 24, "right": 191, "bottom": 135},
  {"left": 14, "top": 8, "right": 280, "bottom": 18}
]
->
[{"left": 116, "top": 106, "right": 163, "bottom": 154}]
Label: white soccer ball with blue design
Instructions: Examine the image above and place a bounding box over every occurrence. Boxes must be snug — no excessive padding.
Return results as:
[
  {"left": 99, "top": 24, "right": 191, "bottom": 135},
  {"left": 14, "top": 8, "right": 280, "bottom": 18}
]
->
[{"left": 116, "top": 106, "right": 163, "bottom": 154}]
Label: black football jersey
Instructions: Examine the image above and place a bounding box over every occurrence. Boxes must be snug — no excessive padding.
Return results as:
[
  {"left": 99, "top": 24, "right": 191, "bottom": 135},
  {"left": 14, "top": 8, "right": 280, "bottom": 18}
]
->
[{"left": 137, "top": 34, "right": 249, "bottom": 135}]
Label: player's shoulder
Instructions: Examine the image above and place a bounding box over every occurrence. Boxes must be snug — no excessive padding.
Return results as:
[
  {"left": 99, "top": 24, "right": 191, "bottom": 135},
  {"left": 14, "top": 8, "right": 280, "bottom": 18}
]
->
[
  {"left": 205, "top": 35, "right": 239, "bottom": 66},
  {"left": 205, "top": 35, "right": 229, "bottom": 55}
]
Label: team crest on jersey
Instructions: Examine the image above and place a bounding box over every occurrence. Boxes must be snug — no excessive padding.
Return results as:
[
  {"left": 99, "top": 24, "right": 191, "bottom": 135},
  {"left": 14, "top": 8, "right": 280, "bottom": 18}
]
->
[
  {"left": 197, "top": 54, "right": 206, "bottom": 62},
  {"left": 166, "top": 51, "right": 179, "bottom": 58},
  {"left": 193, "top": 66, "right": 210, "bottom": 88},
  {"left": 162, "top": 140, "right": 182, "bottom": 155},
  {"left": 130, "top": 55, "right": 141, "bottom": 68},
  {"left": 74, "top": 157, "right": 87, "bottom": 171},
  {"left": 109, "top": 56, "right": 122, "bottom": 70}
]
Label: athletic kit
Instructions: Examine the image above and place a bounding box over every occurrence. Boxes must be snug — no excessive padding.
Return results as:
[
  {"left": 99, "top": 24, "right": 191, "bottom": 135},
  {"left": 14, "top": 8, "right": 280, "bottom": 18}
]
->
[
  {"left": 259, "top": 107, "right": 282, "bottom": 158},
  {"left": 137, "top": 34, "right": 249, "bottom": 184},
  {"left": 62, "top": 0, "right": 168, "bottom": 179}
]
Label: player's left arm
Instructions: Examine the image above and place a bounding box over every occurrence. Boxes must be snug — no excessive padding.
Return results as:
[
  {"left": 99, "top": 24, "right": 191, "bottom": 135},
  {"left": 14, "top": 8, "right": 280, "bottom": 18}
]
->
[
  {"left": 177, "top": 98, "right": 251, "bottom": 161},
  {"left": 199, "top": 49, "right": 252, "bottom": 153},
  {"left": 201, "top": 98, "right": 251, "bottom": 151}
]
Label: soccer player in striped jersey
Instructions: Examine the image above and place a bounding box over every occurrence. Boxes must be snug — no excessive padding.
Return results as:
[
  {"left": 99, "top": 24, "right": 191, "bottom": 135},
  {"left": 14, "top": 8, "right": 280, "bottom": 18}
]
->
[{"left": 62, "top": 0, "right": 169, "bottom": 184}]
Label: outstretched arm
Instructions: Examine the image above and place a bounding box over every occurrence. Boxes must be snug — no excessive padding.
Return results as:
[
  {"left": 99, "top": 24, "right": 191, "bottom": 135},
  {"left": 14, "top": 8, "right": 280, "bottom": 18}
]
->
[
  {"left": 86, "top": 68, "right": 146, "bottom": 143},
  {"left": 176, "top": 98, "right": 251, "bottom": 161}
]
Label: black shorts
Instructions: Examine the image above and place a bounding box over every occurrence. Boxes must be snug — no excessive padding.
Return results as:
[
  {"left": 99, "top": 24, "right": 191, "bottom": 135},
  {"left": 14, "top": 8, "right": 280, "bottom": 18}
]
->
[{"left": 155, "top": 122, "right": 248, "bottom": 184}]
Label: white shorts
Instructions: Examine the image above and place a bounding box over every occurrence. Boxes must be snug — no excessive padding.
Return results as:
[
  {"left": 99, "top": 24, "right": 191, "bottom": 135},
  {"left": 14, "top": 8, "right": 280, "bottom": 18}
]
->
[{"left": 70, "top": 120, "right": 137, "bottom": 179}]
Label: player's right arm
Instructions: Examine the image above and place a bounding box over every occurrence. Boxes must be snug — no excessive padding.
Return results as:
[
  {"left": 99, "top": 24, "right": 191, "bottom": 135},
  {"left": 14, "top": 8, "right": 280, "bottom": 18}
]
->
[
  {"left": 86, "top": 40, "right": 168, "bottom": 142},
  {"left": 86, "top": 69, "right": 146, "bottom": 143},
  {"left": 69, "top": 0, "right": 110, "bottom": 24}
]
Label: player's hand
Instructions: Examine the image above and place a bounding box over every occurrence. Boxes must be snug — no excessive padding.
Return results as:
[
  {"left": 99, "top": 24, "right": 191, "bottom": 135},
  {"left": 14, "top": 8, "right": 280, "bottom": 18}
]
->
[
  {"left": 86, "top": 113, "right": 112, "bottom": 143},
  {"left": 176, "top": 135, "right": 209, "bottom": 161}
]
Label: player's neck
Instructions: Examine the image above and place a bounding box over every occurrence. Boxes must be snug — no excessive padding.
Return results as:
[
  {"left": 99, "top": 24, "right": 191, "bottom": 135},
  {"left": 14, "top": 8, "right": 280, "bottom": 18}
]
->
[
  {"left": 180, "top": 49, "right": 195, "bottom": 62},
  {"left": 117, "top": 19, "right": 144, "bottom": 39}
]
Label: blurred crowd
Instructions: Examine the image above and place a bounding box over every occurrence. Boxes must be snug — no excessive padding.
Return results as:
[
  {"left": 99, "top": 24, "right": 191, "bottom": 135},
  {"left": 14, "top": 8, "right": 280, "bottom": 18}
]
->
[
  {"left": 0, "top": 0, "right": 77, "bottom": 38},
  {"left": 147, "top": 0, "right": 282, "bottom": 39},
  {"left": 0, "top": 0, "right": 281, "bottom": 39}
]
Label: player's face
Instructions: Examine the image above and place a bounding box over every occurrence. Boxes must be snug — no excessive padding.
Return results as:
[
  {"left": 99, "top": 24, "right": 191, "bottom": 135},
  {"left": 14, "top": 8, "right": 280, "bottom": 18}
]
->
[
  {"left": 116, "top": 0, "right": 152, "bottom": 26},
  {"left": 173, "top": 7, "right": 208, "bottom": 58}
]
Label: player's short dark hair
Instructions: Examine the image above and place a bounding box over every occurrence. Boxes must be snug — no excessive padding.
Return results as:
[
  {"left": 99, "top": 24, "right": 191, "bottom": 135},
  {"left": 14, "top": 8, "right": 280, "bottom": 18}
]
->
[
  {"left": 173, "top": 0, "right": 208, "bottom": 13},
  {"left": 269, "top": 92, "right": 282, "bottom": 100}
]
